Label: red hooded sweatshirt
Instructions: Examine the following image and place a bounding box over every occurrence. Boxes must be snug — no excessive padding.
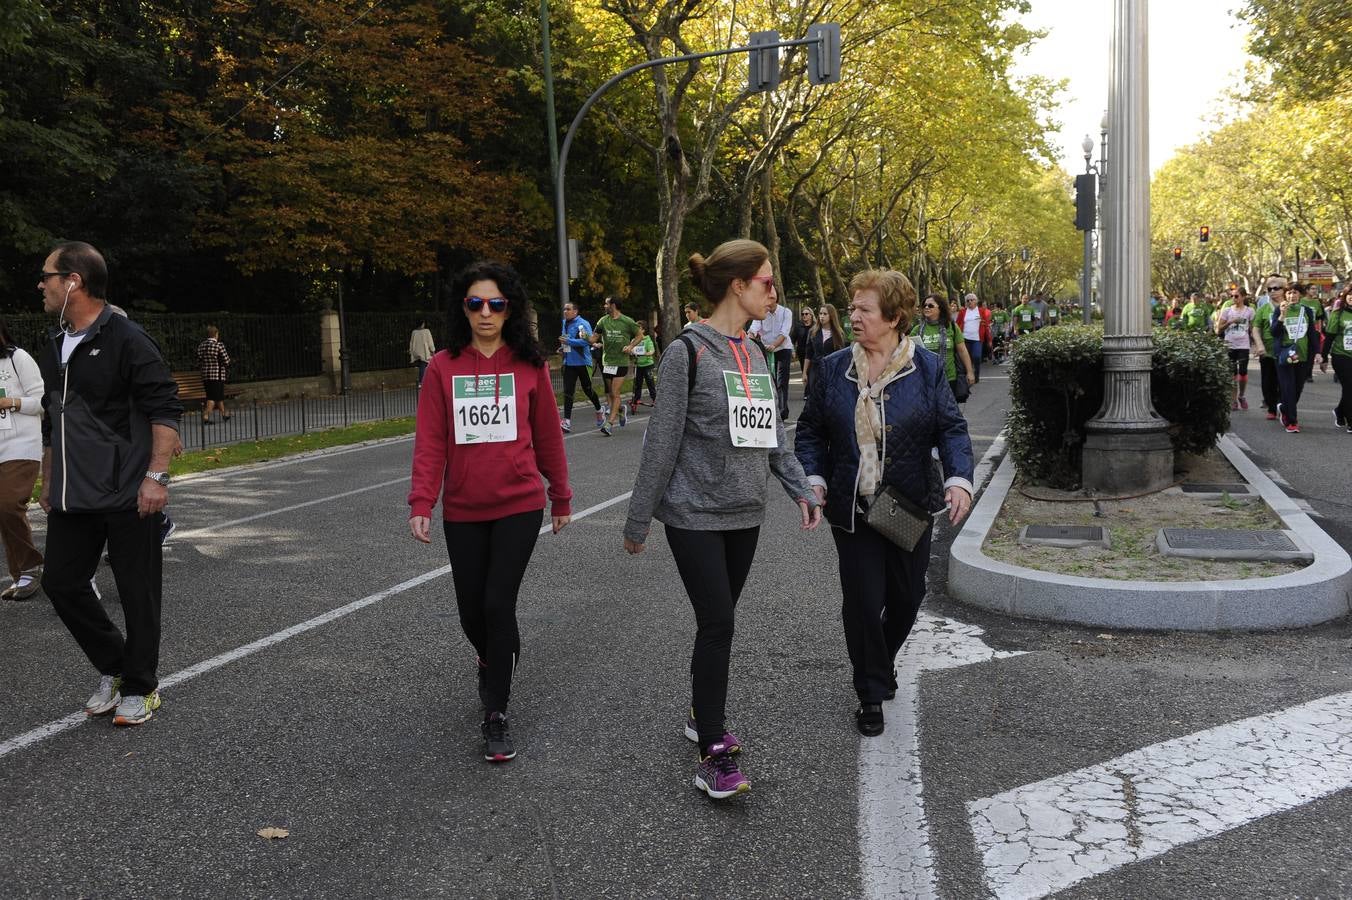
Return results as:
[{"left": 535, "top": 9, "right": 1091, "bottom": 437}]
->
[{"left": 408, "top": 346, "right": 571, "bottom": 522}]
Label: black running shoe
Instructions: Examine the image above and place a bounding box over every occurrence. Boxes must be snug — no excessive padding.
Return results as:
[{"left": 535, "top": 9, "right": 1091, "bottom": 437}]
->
[{"left": 482, "top": 712, "right": 516, "bottom": 762}]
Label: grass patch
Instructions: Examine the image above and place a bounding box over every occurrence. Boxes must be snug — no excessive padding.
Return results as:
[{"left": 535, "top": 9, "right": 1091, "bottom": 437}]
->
[
  {"left": 173, "top": 418, "right": 416, "bottom": 475},
  {"left": 32, "top": 418, "right": 416, "bottom": 501}
]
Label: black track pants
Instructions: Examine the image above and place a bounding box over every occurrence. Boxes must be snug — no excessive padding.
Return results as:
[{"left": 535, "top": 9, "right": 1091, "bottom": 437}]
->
[
  {"left": 664, "top": 524, "right": 760, "bottom": 752},
  {"left": 443, "top": 509, "right": 543, "bottom": 713}
]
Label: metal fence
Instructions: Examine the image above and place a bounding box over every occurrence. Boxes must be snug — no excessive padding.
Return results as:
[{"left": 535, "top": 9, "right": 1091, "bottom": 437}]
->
[
  {"left": 343, "top": 310, "right": 447, "bottom": 373},
  {"left": 2, "top": 312, "right": 324, "bottom": 382},
  {"left": 178, "top": 384, "right": 418, "bottom": 452}
]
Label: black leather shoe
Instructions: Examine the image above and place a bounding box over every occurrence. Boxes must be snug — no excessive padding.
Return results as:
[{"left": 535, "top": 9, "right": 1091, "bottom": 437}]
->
[
  {"left": 856, "top": 704, "right": 884, "bottom": 736},
  {"left": 884, "top": 669, "right": 898, "bottom": 701}
]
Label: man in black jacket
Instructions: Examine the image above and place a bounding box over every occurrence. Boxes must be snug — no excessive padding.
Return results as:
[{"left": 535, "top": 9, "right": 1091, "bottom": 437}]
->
[{"left": 36, "top": 241, "right": 182, "bottom": 726}]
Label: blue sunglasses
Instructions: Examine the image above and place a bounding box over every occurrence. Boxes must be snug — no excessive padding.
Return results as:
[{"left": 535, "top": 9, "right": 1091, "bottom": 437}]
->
[{"left": 464, "top": 296, "right": 508, "bottom": 313}]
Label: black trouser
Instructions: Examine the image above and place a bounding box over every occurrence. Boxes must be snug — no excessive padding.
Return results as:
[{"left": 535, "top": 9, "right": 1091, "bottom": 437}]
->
[
  {"left": 1333, "top": 355, "right": 1352, "bottom": 423},
  {"left": 443, "top": 509, "right": 543, "bottom": 714},
  {"left": 1259, "top": 355, "right": 1279, "bottom": 414},
  {"left": 772, "top": 348, "right": 793, "bottom": 418},
  {"left": 630, "top": 364, "right": 656, "bottom": 405},
  {"left": 831, "top": 519, "right": 933, "bottom": 704},
  {"left": 1276, "top": 363, "right": 1304, "bottom": 425},
  {"left": 965, "top": 339, "right": 983, "bottom": 382},
  {"left": 562, "top": 364, "right": 601, "bottom": 419},
  {"left": 559, "top": 362, "right": 602, "bottom": 418},
  {"left": 44, "top": 509, "right": 164, "bottom": 697},
  {"left": 665, "top": 524, "right": 759, "bottom": 752}
]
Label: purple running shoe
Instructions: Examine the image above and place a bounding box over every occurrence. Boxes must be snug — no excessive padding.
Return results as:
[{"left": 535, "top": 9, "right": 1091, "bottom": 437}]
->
[
  {"left": 694, "top": 743, "right": 750, "bottom": 799},
  {"left": 683, "top": 708, "right": 741, "bottom": 753}
]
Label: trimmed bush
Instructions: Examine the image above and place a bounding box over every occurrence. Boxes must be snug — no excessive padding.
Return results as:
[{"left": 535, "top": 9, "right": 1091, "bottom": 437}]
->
[{"left": 1006, "top": 325, "right": 1231, "bottom": 488}]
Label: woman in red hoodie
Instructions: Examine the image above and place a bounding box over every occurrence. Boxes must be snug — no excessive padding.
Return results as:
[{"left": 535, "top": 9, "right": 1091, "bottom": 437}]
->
[{"left": 408, "top": 260, "right": 572, "bottom": 763}]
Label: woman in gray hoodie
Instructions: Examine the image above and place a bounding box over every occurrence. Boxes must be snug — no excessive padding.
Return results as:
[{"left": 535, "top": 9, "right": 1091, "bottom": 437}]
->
[{"left": 624, "top": 239, "right": 821, "bottom": 800}]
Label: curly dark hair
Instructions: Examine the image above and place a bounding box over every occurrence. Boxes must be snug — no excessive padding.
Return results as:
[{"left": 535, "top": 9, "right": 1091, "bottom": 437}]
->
[{"left": 446, "top": 260, "right": 544, "bottom": 367}]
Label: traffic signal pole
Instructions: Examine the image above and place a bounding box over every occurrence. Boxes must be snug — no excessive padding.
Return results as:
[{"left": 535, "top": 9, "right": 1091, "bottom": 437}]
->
[{"left": 553, "top": 29, "right": 838, "bottom": 331}]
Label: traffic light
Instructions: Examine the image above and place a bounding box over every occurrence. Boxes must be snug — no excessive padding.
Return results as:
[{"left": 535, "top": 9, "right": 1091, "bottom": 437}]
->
[
  {"left": 747, "top": 31, "right": 781, "bottom": 92},
  {"left": 1172, "top": 247, "right": 1182, "bottom": 261},
  {"left": 1074, "top": 174, "right": 1096, "bottom": 231},
  {"left": 806, "top": 23, "right": 842, "bottom": 85},
  {"left": 1199, "top": 225, "right": 1210, "bottom": 243}
]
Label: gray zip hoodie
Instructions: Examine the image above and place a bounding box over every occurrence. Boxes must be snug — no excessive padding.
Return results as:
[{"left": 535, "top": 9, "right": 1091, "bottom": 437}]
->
[{"left": 624, "top": 323, "right": 816, "bottom": 543}]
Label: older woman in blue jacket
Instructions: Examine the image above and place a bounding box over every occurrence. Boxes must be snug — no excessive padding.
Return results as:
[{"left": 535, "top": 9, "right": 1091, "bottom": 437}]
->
[{"left": 795, "top": 269, "right": 974, "bottom": 737}]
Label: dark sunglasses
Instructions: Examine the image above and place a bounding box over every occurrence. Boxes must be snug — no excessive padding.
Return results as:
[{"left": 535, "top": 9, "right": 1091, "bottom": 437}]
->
[
  {"left": 923, "top": 302, "right": 939, "bottom": 309},
  {"left": 37, "top": 271, "right": 70, "bottom": 282},
  {"left": 464, "top": 296, "right": 508, "bottom": 313}
]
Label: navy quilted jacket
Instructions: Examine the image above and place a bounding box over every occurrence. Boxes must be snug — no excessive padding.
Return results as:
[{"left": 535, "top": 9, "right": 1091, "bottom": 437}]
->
[{"left": 794, "top": 344, "right": 974, "bottom": 532}]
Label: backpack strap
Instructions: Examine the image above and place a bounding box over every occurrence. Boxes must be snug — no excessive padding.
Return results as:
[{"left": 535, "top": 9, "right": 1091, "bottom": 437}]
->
[{"left": 676, "top": 331, "right": 768, "bottom": 394}]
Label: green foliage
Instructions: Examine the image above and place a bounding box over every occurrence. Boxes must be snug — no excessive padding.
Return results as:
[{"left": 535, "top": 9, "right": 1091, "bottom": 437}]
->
[
  {"left": 1007, "top": 326, "right": 1232, "bottom": 488},
  {"left": 1240, "top": 1, "right": 1352, "bottom": 101},
  {"left": 1150, "top": 328, "right": 1234, "bottom": 455}
]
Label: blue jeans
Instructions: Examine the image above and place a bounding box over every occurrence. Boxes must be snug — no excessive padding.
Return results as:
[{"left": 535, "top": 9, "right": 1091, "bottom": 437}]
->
[{"left": 964, "top": 339, "right": 982, "bottom": 382}]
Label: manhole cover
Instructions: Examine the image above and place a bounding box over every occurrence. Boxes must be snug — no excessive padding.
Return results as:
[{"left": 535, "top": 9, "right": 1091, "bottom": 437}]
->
[
  {"left": 1026, "top": 525, "right": 1105, "bottom": 541},
  {"left": 1180, "top": 483, "right": 1251, "bottom": 494},
  {"left": 1163, "top": 529, "right": 1295, "bottom": 551},
  {"left": 1018, "top": 524, "right": 1110, "bottom": 549},
  {"left": 1157, "top": 528, "right": 1311, "bottom": 562}
]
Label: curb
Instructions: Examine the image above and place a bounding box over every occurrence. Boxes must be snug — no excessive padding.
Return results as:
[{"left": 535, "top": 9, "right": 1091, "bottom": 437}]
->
[{"left": 948, "top": 434, "right": 1352, "bottom": 631}]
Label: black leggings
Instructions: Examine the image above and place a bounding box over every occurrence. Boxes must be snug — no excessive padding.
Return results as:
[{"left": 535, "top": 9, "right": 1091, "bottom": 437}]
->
[
  {"left": 832, "top": 520, "right": 932, "bottom": 703},
  {"left": 562, "top": 364, "right": 601, "bottom": 419},
  {"left": 442, "top": 509, "right": 543, "bottom": 713},
  {"left": 1333, "top": 355, "right": 1352, "bottom": 423},
  {"left": 665, "top": 524, "right": 760, "bottom": 752},
  {"left": 631, "top": 365, "right": 657, "bottom": 404},
  {"left": 1259, "top": 355, "right": 1279, "bottom": 414}
]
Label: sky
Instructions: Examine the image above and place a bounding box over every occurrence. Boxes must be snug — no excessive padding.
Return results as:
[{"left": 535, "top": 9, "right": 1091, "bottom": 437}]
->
[{"left": 1011, "top": 0, "right": 1254, "bottom": 175}]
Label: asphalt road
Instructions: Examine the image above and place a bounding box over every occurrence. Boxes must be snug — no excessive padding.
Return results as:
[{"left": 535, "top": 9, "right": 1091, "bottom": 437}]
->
[{"left": 2, "top": 361, "right": 1351, "bottom": 899}]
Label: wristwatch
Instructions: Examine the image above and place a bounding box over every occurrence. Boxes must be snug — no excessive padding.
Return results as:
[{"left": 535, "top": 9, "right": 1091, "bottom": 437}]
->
[{"left": 144, "top": 471, "right": 170, "bottom": 487}]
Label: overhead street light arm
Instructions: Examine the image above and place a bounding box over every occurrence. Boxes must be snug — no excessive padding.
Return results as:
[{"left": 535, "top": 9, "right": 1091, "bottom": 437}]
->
[{"left": 553, "top": 32, "right": 833, "bottom": 325}]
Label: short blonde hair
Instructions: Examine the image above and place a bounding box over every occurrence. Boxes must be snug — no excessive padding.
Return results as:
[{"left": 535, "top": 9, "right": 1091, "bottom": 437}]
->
[{"left": 848, "top": 269, "right": 917, "bottom": 334}]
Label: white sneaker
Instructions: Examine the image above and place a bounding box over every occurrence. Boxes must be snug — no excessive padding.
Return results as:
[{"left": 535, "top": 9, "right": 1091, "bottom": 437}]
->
[
  {"left": 561, "top": 418, "right": 571, "bottom": 433},
  {"left": 113, "top": 690, "right": 161, "bottom": 726},
  {"left": 85, "top": 674, "right": 122, "bottom": 716}
]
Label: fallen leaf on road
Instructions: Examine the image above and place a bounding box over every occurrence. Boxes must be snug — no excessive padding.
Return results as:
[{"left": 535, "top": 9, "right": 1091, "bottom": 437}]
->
[
  {"left": 1096, "top": 633, "right": 1115, "bottom": 640},
  {"left": 257, "top": 827, "right": 289, "bottom": 840}
]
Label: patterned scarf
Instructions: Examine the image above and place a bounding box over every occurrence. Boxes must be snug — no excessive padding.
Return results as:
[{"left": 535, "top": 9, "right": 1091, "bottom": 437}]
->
[{"left": 852, "top": 336, "right": 914, "bottom": 499}]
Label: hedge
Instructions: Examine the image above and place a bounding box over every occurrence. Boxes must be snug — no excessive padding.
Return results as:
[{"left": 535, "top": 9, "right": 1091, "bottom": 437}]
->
[{"left": 1006, "top": 324, "right": 1232, "bottom": 488}]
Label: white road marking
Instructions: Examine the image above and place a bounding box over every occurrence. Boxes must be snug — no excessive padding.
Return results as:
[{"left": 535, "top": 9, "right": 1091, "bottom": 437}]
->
[
  {"left": 861, "top": 433, "right": 1017, "bottom": 898},
  {"left": 174, "top": 476, "right": 411, "bottom": 539},
  {"left": 861, "top": 614, "right": 1026, "bottom": 899},
  {"left": 0, "top": 491, "right": 632, "bottom": 762},
  {"left": 967, "top": 689, "right": 1352, "bottom": 899}
]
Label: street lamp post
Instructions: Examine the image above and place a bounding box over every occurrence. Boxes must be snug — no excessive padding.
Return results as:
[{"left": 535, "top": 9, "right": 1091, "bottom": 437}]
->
[
  {"left": 1081, "top": 133, "right": 1096, "bottom": 324},
  {"left": 1081, "top": 0, "right": 1174, "bottom": 494}
]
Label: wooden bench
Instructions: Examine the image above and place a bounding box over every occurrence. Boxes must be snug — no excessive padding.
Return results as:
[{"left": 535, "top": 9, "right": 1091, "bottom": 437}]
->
[{"left": 172, "top": 371, "right": 242, "bottom": 405}]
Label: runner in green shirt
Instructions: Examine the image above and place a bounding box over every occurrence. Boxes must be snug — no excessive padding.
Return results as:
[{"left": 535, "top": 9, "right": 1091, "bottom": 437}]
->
[
  {"left": 990, "top": 304, "right": 1010, "bottom": 364},
  {"left": 1254, "top": 277, "right": 1284, "bottom": 419},
  {"left": 1181, "top": 294, "right": 1212, "bottom": 331},
  {"left": 1321, "top": 299, "right": 1352, "bottom": 430},
  {"left": 912, "top": 293, "right": 975, "bottom": 402},
  {"left": 1011, "top": 298, "right": 1038, "bottom": 337},
  {"left": 1299, "top": 284, "right": 1327, "bottom": 385},
  {"left": 626, "top": 321, "right": 657, "bottom": 409},
  {"left": 591, "top": 296, "right": 640, "bottom": 434},
  {"left": 1044, "top": 301, "right": 1062, "bottom": 327}
]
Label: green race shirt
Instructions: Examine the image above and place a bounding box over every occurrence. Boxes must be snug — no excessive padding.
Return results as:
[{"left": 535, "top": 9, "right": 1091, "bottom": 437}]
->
[
  {"left": 1045, "top": 306, "right": 1061, "bottom": 326},
  {"left": 1181, "top": 301, "right": 1211, "bottom": 331},
  {"left": 632, "top": 335, "right": 655, "bottom": 367},
  {"left": 911, "top": 321, "right": 962, "bottom": 382},
  {"left": 1325, "top": 307, "right": 1352, "bottom": 359},
  {"left": 1011, "top": 304, "right": 1037, "bottom": 334},
  {"left": 596, "top": 314, "right": 639, "bottom": 367}
]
